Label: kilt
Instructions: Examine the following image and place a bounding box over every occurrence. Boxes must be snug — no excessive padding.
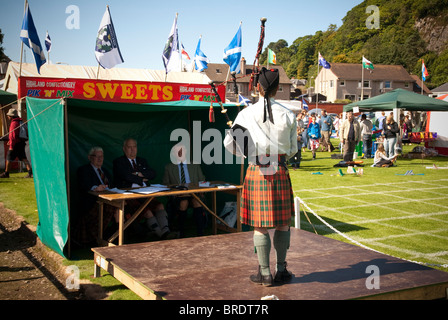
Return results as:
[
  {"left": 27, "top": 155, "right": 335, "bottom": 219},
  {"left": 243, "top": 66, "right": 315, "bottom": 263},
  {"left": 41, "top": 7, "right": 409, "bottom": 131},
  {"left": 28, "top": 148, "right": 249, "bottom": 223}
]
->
[{"left": 240, "top": 164, "right": 293, "bottom": 227}]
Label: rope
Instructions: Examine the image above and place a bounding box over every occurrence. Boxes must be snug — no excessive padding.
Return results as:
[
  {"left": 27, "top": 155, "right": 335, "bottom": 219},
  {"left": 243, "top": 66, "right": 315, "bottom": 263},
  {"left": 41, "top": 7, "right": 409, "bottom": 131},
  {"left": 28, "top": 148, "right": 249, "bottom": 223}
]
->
[
  {"left": 1, "top": 98, "right": 64, "bottom": 140},
  {"left": 0, "top": 97, "right": 26, "bottom": 111},
  {"left": 295, "top": 196, "right": 448, "bottom": 269}
]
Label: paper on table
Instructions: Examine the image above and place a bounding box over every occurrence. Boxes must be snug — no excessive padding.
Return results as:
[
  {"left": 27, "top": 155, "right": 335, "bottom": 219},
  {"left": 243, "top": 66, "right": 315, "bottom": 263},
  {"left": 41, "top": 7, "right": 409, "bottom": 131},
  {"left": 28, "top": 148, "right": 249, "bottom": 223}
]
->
[
  {"left": 129, "top": 186, "right": 170, "bottom": 194},
  {"left": 108, "top": 188, "right": 134, "bottom": 195}
]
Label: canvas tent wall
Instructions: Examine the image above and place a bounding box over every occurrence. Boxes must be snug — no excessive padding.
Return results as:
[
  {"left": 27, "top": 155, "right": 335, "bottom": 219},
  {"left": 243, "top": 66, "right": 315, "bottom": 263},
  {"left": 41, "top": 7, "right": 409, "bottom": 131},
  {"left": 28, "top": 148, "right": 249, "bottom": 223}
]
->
[
  {"left": 426, "top": 94, "right": 448, "bottom": 155},
  {"left": 26, "top": 96, "right": 241, "bottom": 257}
]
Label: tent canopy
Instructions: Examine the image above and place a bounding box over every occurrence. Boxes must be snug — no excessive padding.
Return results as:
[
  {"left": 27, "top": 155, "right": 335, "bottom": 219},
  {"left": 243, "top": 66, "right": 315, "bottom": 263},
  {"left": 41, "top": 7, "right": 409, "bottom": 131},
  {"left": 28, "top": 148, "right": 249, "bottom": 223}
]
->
[
  {"left": 26, "top": 97, "right": 241, "bottom": 257},
  {"left": 344, "top": 89, "right": 448, "bottom": 112},
  {"left": 0, "top": 89, "right": 17, "bottom": 105}
]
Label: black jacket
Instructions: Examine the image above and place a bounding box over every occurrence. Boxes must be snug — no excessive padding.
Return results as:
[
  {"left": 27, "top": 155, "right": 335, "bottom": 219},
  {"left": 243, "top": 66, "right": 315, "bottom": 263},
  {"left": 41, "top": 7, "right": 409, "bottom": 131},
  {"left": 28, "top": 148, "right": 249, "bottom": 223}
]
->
[{"left": 113, "top": 155, "right": 156, "bottom": 188}]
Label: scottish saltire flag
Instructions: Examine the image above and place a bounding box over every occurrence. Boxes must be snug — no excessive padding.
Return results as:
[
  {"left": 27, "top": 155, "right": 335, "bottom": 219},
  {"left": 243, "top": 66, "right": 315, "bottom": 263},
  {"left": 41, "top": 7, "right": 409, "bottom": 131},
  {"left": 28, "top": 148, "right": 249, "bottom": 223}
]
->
[
  {"left": 95, "top": 6, "right": 124, "bottom": 69},
  {"left": 422, "top": 59, "right": 429, "bottom": 82},
  {"left": 163, "top": 14, "right": 182, "bottom": 73},
  {"left": 194, "top": 37, "right": 210, "bottom": 72},
  {"left": 20, "top": 4, "right": 46, "bottom": 74},
  {"left": 45, "top": 31, "right": 51, "bottom": 53},
  {"left": 238, "top": 94, "right": 251, "bottom": 107},
  {"left": 223, "top": 23, "right": 242, "bottom": 74},
  {"left": 302, "top": 98, "right": 309, "bottom": 111},
  {"left": 362, "top": 56, "right": 374, "bottom": 70},
  {"left": 318, "top": 52, "right": 331, "bottom": 69}
]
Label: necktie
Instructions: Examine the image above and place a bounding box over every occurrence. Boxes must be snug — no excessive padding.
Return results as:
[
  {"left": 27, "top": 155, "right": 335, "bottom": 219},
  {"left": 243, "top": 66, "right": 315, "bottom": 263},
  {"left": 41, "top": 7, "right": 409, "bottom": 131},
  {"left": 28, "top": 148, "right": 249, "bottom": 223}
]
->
[
  {"left": 98, "top": 168, "right": 108, "bottom": 185},
  {"left": 132, "top": 159, "right": 138, "bottom": 172},
  {"left": 180, "top": 164, "right": 186, "bottom": 184}
]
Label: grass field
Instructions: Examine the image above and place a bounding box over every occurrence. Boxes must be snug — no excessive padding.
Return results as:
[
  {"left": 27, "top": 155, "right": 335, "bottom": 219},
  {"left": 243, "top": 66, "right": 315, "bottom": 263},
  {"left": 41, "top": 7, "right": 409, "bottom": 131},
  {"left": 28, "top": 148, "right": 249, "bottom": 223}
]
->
[
  {"left": 1, "top": 141, "right": 447, "bottom": 299},
  {"left": 289, "top": 142, "right": 448, "bottom": 271}
]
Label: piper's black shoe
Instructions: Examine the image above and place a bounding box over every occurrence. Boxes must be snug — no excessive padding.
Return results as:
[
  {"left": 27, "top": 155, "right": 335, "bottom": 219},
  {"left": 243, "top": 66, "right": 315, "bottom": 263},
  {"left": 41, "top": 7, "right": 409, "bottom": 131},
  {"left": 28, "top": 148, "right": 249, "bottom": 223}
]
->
[
  {"left": 250, "top": 266, "right": 273, "bottom": 287},
  {"left": 274, "top": 262, "right": 293, "bottom": 283}
]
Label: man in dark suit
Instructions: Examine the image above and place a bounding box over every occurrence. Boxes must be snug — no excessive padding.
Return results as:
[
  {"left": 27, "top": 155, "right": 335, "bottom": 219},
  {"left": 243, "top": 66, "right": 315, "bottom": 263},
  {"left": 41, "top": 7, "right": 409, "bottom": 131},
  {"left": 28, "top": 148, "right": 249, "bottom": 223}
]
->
[
  {"left": 113, "top": 138, "right": 174, "bottom": 239},
  {"left": 75, "top": 146, "right": 117, "bottom": 246},
  {"left": 163, "top": 143, "right": 207, "bottom": 237}
]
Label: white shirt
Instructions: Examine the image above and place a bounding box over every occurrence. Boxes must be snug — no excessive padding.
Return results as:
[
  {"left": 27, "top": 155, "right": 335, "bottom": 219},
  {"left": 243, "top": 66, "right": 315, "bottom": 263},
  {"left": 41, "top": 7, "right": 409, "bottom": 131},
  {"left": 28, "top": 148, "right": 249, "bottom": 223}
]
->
[{"left": 224, "top": 98, "right": 298, "bottom": 160}]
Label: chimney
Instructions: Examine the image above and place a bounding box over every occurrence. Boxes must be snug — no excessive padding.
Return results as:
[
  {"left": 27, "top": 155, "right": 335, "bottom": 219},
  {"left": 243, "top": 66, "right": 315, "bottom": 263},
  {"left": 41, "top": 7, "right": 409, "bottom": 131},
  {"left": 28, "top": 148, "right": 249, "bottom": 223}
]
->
[{"left": 240, "top": 57, "right": 246, "bottom": 75}]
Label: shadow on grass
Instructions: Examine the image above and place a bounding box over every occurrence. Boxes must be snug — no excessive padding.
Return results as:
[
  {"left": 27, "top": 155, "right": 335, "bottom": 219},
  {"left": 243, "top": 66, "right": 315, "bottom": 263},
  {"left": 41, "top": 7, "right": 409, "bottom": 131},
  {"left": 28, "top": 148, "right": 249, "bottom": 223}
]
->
[{"left": 295, "top": 211, "right": 368, "bottom": 236}]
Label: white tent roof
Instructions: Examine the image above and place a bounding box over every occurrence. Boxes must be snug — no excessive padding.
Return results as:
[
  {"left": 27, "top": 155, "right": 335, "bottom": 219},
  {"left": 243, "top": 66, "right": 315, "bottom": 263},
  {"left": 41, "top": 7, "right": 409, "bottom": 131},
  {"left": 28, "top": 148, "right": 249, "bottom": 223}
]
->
[{"left": 3, "top": 62, "right": 212, "bottom": 95}]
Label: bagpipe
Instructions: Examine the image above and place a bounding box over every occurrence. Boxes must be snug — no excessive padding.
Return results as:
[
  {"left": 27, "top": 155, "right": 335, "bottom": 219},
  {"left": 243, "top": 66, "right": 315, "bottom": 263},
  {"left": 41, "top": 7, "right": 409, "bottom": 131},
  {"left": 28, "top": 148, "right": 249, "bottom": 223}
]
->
[{"left": 208, "top": 17, "right": 268, "bottom": 128}]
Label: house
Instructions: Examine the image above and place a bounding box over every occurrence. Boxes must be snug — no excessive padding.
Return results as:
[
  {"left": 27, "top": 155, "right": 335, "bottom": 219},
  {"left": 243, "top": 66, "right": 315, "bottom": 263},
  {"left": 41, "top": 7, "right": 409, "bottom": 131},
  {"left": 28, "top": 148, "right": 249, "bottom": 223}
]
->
[
  {"left": 315, "top": 63, "right": 419, "bottom": 103},
  {"left": 430, "top": 82, "right": 448, "bottom": 97},
  {"left": 204, "top": 58, "right": 291, "bottom": 103}
]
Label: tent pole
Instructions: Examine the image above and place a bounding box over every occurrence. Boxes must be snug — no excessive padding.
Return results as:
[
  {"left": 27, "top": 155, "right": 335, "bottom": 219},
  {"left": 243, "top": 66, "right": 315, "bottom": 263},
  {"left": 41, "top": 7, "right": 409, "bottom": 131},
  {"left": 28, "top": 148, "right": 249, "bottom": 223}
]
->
[{"left": 19, "top": 0, "right": 28, "bottom": 78}]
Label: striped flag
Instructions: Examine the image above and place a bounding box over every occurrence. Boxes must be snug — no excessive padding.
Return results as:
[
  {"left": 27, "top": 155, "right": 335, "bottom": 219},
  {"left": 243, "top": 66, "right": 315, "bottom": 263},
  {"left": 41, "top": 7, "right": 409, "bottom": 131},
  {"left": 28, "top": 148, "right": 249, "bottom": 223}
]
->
[
  {"left": 95, "top": 6, "right": 124, "bottom": 69},
  {"left": 223, "top": 23, "right": 242, "bottom": 74},
  {"left": 422, "top": 59, "right": 429, "bottom": 82},
  {"left": 20, "top": 3, "right": 46, "bottom": 73},
  {"left": 268, "top": 48, "right": 277, "bottom": 65},
  {"left": 194, "top": 37, "right": 210, "bottom": 72}
]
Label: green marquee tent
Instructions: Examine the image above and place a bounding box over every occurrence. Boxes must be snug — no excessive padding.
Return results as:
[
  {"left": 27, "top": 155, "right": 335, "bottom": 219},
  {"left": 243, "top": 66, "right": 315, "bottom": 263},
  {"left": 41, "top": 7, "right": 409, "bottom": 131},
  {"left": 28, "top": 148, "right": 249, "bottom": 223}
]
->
[
  {"left": 26, "top": 97, "right": 242, "bottom": 257},
  {"left": 344, "top": 88, "right": 448, "bottom": 112}
]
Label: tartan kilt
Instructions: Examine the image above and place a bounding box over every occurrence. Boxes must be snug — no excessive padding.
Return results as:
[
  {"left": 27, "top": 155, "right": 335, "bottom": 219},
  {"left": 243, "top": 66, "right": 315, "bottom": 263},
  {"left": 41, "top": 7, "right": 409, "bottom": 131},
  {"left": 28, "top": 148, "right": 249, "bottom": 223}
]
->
[{"left": 240, "top": 164, "right": 293, "bottom": 227}]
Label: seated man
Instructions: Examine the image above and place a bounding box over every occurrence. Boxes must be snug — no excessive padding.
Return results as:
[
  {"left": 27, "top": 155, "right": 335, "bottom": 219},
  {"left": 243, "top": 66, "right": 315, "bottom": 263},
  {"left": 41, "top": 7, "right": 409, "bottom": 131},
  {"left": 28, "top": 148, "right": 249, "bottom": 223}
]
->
[
  {"left": 113, "top": 138, "right": 174, "bottom": 240},
  {"left": 75, "top": 146, "right": 118, "bottom": 247},
  {"left": 163, "top": 143, "right": 207, "bottom": 237}
]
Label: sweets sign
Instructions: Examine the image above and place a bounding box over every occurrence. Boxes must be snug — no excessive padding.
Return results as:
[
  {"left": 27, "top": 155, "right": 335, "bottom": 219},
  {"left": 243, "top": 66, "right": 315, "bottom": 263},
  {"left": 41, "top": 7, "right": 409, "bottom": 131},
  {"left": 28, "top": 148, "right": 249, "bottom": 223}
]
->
[{"left": 18, "top": 77, "right": 225, "bottom": 104}]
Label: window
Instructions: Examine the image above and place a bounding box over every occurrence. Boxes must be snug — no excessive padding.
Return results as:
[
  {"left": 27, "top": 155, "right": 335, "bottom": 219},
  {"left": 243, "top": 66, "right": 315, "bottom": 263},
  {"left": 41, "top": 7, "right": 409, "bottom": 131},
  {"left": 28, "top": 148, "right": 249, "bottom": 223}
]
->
[
  {"left": 404, "top": 82, "right": 409, "bottom": 88},
  {"left": 358, "top": 80, "right": 370, "bottom": 88},
  {"left": 384, "top": 81, "right": 391, "bottom": 89},
  {"left": 340, "top": 80, "right": 345, "bottom": 86},
  {"left": 330, "top": 80, "right": 334, "bottom": 88}
]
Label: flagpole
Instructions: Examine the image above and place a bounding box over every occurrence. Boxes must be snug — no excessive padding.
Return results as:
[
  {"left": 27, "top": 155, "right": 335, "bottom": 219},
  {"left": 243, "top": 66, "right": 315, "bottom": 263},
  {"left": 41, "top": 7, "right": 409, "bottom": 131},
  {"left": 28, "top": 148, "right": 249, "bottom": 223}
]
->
[
  {"left": 316, "top": 52, "right": 319, "bottom": 110},
  {"left": 361, "top": 58, "right": 364, "bottom": 101},
  {"left": 19, "top": 0, "right": 28, "bottom": 78}
]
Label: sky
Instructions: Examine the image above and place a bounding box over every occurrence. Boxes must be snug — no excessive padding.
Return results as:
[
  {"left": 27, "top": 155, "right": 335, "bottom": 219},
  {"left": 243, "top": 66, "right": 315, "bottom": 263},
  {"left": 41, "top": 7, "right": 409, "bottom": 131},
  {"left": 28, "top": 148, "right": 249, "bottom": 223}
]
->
[{"left": 0, "top": 0, "right": 363, "bottom": 71}]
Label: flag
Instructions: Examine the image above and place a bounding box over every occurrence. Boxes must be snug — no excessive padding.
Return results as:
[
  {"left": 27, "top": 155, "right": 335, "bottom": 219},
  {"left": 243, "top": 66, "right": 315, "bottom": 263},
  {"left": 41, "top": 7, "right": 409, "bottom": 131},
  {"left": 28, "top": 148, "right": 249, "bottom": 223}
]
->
[
  {"left": 318, "top": 52, "right": 331, "bottom": 69},
  {"left": 194, "top": 37, "right": 210, "bottom": 72},
  {"left": 238, "top": 94, "right": 251, "bottom": 107},
  {"left": 268, "top": 48, "right": 277, "bottom": 65},
  {"left": 162, "top": 14, "right": 181, "bottom": 73},
  {"left": 302, "top": 98, "right": 309, "bottom": 111},
  {"left": 45, "top": 31, "right": 51, "bottom": 53},
  {"left": 362, "top": 56, "right": 374, "bottom": 70},
  {"left": 95, "top": 6, "right": 124, "bottom": 69},
  {"left": 422, "top": 59, "right": 429, "bottom": 82},
  {"left": 20, "top": 3, "right": 46, "bottom": 74},
  {"left": 181, "top": 43, "right": 193, "bottom": 72},
  {"left": 223, "top": 23, "right": 242, "bottom": 74}
]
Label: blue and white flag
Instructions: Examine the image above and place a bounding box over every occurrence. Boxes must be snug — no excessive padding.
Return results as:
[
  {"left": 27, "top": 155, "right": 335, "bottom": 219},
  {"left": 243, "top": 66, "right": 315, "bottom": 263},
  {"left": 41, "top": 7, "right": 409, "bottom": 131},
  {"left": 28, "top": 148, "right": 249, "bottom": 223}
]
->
[
  {"left": 45, "top": 31, "right": 51, "bottom": 53},
  {"left": 194, "top": 37, "right": 210, "bottom": 72},
  {"left": 238, "top": 94, "right": 251, "bottom": 107},
  {"left": 223, "top": 23, "right": 242, "bottom": 74},
  {"left": 318, "top": 52, "right": 331, "bottom": 69},
  {"left": 163, "top": 14, "right": 182, "bottom": 73},
  {"left": 302, "top": 98, "right": 309, "bottom": 111},
  {"left": 95, "top": 6, "right": 124, "bottom": 69},
  {"left": 20, "top": 4, "right": 46, "bottom": 74}
]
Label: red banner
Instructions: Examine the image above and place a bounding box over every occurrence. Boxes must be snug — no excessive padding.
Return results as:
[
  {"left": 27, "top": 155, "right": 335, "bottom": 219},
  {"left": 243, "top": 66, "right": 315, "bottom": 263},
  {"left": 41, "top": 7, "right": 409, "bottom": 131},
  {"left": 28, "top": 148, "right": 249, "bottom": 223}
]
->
[{"left": 18, "top": 77, "right": 225, "bottom": 104}]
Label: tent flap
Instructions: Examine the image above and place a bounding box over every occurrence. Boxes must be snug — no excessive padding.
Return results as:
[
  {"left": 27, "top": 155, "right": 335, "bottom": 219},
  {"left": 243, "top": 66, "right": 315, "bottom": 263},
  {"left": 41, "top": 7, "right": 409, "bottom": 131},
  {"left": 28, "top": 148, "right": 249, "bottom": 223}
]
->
[{"left": 27, "top": 97, "right": 69, "bottom": 257}]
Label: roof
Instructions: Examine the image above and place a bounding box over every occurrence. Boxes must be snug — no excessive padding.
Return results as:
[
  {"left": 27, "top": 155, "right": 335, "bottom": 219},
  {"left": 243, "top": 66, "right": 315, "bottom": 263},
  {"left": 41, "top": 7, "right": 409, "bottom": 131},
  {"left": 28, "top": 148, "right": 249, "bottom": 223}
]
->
[
  {"left": 4, "top": 62, "right": 213, "bottom": 95},
  {"left": 204, "top": 61, "right": 290, "bottom": 85},
  {"left": 327, "top": 63, "right": 415, "bottom": 82},
  {"left": 432, "top": 82, "right": 448, "bottom": 93}
]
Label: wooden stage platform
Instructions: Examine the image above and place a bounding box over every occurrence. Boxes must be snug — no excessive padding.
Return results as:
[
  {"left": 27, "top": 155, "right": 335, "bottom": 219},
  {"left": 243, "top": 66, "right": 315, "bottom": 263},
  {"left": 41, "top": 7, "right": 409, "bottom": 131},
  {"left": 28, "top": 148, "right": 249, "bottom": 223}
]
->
[{"left": 92, "top": 229, "right": 448, "bottom": 300}]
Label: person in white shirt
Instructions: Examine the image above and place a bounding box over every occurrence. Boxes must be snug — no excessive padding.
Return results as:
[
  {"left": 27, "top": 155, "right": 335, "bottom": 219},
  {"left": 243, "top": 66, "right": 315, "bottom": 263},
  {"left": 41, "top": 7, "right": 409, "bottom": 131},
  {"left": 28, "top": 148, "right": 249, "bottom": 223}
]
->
[{"left": 224, "top": 68, "right": 297, "bottom": 286}]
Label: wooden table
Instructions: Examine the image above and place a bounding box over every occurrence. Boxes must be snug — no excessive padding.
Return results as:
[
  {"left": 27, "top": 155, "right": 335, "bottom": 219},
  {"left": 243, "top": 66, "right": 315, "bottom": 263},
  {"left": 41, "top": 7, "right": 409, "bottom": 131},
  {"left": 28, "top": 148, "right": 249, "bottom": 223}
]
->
[{"left": 93, "top": 182, "right": 242, "bottom": 246}]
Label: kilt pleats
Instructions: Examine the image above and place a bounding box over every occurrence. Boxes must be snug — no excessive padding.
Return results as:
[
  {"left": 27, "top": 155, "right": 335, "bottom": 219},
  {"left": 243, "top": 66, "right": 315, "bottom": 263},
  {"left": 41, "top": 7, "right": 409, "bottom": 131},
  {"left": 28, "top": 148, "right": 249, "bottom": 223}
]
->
[{"left": 240, "top": 165, "right": 293, "bottom": 227}]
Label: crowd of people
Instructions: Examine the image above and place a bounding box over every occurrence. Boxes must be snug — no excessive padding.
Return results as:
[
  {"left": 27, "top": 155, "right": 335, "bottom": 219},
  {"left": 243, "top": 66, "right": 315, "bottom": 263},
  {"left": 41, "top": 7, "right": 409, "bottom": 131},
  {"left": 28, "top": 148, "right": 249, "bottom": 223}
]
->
[{"left": 291, "top": 108, "right": 415, "bottom": 168}]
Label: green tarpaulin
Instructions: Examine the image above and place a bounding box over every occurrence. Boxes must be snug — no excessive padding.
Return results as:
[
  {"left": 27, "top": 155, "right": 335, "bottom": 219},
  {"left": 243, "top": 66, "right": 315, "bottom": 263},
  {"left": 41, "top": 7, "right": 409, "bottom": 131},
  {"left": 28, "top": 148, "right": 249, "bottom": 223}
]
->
[
  {"left": 26, "top": 97, "right": 241, "bottom": 257},
  {"left": 0, "top": 90, "right": 17, "bottom": 105},
  {"left": 344, "top": 88, "right": 448, "bottom": 112}
]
